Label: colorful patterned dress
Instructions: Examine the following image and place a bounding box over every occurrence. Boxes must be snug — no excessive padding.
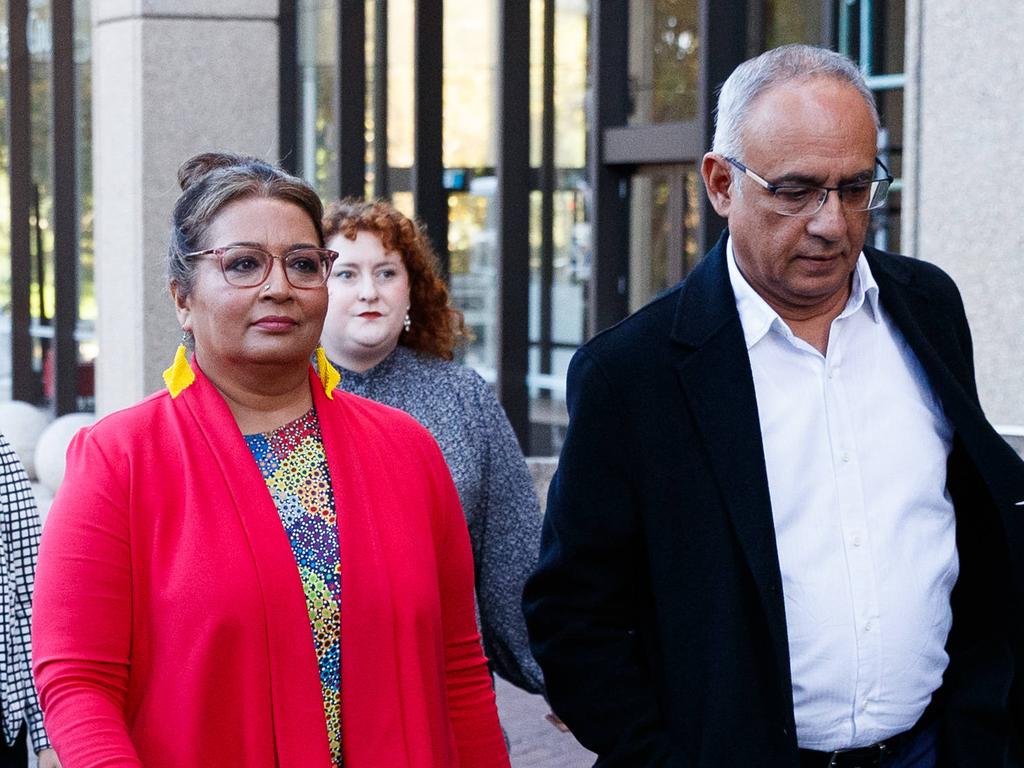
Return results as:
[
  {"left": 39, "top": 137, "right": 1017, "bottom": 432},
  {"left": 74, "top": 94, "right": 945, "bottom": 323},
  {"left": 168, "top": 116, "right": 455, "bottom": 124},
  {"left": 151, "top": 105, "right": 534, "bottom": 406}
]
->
[{"left": 245, "top": 409, "right": 342, "bottom": 767}]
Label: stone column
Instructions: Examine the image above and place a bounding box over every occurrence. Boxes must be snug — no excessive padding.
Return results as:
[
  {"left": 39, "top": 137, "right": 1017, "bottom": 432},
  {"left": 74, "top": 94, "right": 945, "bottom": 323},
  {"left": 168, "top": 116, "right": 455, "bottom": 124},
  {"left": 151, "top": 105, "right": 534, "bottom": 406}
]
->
[
  {"left": 903, "top": 0, "right": 1024, "bottom": 429},
  {"left": 92, "top": 1, "right": 280, "bottom": 414}
]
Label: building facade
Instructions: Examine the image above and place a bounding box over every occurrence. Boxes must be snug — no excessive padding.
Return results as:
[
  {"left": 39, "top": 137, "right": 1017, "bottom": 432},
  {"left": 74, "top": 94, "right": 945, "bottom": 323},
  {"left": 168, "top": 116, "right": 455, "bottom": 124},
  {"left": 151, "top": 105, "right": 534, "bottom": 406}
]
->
[{"left": 1, "top": 0, "right": 1020, "bottom": 454}]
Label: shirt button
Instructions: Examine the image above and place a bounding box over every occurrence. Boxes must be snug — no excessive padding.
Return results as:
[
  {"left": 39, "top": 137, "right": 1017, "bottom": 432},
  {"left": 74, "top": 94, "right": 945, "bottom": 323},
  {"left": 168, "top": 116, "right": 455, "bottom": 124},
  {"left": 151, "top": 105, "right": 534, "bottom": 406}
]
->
[
  {"left": 841, "top": 452, "right": 851, "bottom": 463},
  {"left": 852, "top": 535, "right": 862, "bottom": 547},
  {"left": 861, "top": 699, "right": 870, "bottom": 711},
  {"left": 864, "top": 621, "right": 872, "bottom": 632}
]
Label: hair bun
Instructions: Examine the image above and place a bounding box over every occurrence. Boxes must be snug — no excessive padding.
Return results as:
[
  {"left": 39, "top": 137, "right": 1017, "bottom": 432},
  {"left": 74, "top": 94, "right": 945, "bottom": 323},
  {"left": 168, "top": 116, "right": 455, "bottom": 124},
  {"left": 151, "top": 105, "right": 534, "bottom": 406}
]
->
[{"left": 177, "top": 151, "right": 261, "bottom": 191}]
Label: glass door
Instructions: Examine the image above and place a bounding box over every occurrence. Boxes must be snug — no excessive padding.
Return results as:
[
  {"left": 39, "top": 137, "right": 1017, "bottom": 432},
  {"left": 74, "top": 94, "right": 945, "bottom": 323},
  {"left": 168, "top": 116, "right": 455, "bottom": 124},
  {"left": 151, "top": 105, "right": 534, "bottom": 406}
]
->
[{"left": 629, "top": 164, "right": 701, "bottom": 311}]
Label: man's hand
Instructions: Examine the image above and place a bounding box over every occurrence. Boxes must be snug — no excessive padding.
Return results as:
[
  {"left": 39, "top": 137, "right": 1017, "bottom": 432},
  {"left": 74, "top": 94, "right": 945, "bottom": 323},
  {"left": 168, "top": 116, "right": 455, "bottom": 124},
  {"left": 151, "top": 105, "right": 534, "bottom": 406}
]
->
[{"left": 37, "top": 748, "right": 62, "bottom": 768}]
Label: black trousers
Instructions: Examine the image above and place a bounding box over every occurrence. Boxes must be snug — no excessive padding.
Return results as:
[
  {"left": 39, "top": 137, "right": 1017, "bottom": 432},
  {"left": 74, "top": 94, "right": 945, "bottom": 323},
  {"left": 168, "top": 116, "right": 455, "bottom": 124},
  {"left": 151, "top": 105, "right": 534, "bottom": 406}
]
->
[{"left": 0, "top": 725, "right": 27, "bottom": 768}]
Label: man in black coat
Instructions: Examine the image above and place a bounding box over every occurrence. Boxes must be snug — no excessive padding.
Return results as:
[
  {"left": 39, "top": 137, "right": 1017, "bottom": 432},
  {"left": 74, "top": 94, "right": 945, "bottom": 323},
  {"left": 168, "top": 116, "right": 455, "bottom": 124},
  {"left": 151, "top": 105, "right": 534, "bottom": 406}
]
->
[{"left": 523, "top": 44, "right": 1024, "bottom": 768}]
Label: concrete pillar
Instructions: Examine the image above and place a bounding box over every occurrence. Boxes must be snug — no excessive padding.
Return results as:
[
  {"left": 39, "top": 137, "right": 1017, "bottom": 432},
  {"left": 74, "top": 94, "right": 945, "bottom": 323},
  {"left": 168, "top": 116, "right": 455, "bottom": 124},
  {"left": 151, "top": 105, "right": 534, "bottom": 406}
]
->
[
  {"left": 92, "top": 2, "right": 280, "bottom": 414},
  {"left": 903, "top": 0, "right": 1024, "bottom": 429}
]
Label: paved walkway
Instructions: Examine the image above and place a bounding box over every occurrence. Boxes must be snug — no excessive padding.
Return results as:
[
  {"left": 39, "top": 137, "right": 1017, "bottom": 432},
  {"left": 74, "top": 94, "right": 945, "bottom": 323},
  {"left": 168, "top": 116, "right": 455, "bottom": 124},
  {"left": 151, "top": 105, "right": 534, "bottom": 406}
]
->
[{"left": 495, "top": 678, "right": 595, "bottom": 767}]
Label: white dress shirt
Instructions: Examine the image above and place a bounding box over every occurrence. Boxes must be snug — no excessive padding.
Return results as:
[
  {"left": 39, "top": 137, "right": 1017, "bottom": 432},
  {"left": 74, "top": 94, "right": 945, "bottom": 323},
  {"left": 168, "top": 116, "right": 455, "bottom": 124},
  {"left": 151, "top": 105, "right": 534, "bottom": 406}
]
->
[{"left": 727, "top": 239, "right": 958, "bottom": 750}]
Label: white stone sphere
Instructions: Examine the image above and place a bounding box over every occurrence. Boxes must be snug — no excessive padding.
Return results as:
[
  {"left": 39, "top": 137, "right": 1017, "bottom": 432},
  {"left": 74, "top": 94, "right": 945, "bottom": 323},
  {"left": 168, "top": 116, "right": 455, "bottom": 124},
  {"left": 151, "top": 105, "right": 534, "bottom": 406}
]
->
[
  {"left": 0, "top": 401, "right": 51, "bottom": 479},
  {"left": 34, "top": 413, "right": 95, "bottom": 495}
]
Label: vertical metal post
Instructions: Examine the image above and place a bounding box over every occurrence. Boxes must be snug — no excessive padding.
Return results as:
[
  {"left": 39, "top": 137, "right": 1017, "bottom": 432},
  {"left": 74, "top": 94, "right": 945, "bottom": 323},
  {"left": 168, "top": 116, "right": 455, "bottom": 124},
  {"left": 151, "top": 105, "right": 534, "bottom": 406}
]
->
[
  {"left": 588, "top": 0, "right": 631, "bottom": 336},
  {"left": 373, "top": 0, "right": 390, "bottom": 199},
  {"left": 279, "top": 0, "right": 300, "bottom": 174},
  {"left": 859, "top": 0, "right": 873, "bottom": 75},
  {"left": 7, "top": 0, "right": 38, "bottom": 403},
  {"left": 539, "top": 0, "right": 555, "bottom": 376},
  {"left": 821, "top": 0, "right": 837, "bottom": 50},
  {"left": 838, "top": 0, "right": 853, "bottom": 55},
  {"left": 495, "top": 0, "right": 531, "bottom": 448},
  {"left": 52, "top": 0, "right": 79, "bottom": 415},
  {"left": 697, "top": 0, "right": 748, "bottom": 256},
  {"left": 336, "top": 0, "right": 367, "bottom": 197},
  {"left": 413, "top": 0, "right": 447, "bottom": 276},
  {"left": 32, "top": 186, "right": 46, "bottom": 326}
]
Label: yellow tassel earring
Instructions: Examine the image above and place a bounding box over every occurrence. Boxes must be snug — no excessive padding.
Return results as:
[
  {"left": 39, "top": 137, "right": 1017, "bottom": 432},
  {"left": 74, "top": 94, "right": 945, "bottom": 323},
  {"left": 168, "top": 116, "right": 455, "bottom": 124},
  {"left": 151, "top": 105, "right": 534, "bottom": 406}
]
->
[
  {"left": 163, "top": 332, "right": 196, "bottom": 398},
  {"left": 315, "top": 346, "right": 341, "bottom": 399}
]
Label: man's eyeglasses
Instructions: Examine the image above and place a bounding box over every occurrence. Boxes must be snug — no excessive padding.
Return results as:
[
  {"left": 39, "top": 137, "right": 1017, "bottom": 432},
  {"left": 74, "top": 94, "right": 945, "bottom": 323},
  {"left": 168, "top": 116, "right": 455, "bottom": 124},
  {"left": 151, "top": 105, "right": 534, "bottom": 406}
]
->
[
  {"left": 185, "top": 245, "right": 339, "bottom": 289},
  {"left": 724, "top": 157, "right": 894, "bottom": 217}
]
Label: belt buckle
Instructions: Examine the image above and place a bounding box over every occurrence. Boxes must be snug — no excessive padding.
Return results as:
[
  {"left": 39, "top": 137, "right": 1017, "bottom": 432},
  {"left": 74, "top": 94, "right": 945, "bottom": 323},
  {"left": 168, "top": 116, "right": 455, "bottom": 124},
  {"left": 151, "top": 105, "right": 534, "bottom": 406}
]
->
[{"left": 825, "top": 741, "right": 889, "bottom": 768}]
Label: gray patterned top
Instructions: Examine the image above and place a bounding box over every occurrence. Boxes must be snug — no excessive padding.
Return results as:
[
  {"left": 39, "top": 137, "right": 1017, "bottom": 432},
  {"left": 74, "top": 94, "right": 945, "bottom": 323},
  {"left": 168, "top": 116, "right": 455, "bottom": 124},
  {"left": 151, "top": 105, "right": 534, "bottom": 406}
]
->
[{"left": 334, "top": 345, "right": 545, "bottom": 694}]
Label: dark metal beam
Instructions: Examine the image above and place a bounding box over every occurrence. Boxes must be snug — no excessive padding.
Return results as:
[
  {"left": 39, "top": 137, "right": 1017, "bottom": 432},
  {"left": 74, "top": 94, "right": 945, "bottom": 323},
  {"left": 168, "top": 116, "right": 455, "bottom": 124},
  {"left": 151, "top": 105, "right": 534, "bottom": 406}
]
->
[
  {"left": 7, "top": 0, "right": 38, "bottom": 403},
  {"left": 387, "top": 165, "right": 578, "bottom": 193},
  {"left": 413, "top": 0, "right": 447, "bottom": 276},
  {"left": 697, "top": 0, "right": 748, "bottom": 255},
  {"left": 373, "top": 0, "right": 390, "bottom": 199},
  {"left": 589, "top": 0, "right": 631, "bottom": 336},
  {"left": 52, "top": 0, "right": 79, "bottom": 415},
  {"left": 336, "top": 0, "right": 367, "bottom": 197},
  {"left": 821, "top": 0, "right": 837, "bottom": 48},
  {"left": 495, "top": 0, "right": 531, "bottom": 448},
  {"left": 539, "top": 0, "right": 556, "bottom": 376},
  {"left": 747, "top": 0, "right": 765, "bottom": 55},
  {"left": 603, "top": 121, "right": 704, "bottom": 165},
  {"left": 278, "top": 0, "right": 299, "bottom": 174}
]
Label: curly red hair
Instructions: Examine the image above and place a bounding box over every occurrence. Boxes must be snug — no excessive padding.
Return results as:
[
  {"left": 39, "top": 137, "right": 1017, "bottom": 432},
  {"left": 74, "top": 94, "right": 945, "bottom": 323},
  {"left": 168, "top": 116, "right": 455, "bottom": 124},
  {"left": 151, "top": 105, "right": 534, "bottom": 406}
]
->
[{"left": 323, "top": 198, "right": 469, "bottom": 360}]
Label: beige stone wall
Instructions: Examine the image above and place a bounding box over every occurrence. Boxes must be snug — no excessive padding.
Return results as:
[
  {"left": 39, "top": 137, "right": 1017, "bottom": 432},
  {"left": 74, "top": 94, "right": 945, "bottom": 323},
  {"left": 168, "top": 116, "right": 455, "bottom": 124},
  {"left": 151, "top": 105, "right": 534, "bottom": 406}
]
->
[
  {"left": 92, "top": 4, "right": 279, "bottom": 414},
  {"left": 903, "top": 0, "right": 1024, "bottom": 429}
]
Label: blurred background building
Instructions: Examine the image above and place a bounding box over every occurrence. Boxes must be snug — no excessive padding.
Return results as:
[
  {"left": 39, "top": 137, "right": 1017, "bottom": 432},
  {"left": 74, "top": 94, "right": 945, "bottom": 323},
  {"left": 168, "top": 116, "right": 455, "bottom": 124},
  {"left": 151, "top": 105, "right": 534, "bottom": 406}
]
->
[{"left": 1, "top": 0, "right": 1021, "bottom": 457}]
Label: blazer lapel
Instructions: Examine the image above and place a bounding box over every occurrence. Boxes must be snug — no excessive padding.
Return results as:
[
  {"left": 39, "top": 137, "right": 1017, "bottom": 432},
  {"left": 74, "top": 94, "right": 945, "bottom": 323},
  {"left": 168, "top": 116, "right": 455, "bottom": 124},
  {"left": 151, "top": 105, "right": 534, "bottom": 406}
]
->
[
  {"left": 869, "top": 252, "right": 1024, "bottom": 587},
  {"left": 670, "top": 236, "right": 794, "bottom": 707},
  {"left": 866, "top": 253, "right": 984, "bottom": 431}
]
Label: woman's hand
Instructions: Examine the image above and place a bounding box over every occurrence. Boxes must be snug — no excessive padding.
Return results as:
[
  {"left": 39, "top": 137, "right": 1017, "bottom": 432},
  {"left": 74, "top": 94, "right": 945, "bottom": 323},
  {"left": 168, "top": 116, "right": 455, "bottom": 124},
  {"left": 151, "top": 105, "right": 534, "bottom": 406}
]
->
[{"left": 37, "top": 748, "right": 62, "bottom": 768}]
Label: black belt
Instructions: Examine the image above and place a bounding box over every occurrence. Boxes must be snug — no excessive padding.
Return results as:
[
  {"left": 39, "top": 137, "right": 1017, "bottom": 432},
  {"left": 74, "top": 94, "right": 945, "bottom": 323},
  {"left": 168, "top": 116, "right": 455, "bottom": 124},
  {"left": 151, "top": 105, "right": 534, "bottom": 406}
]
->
[{"left": 797, "top": 712, "right": 935, "bottom": 768}]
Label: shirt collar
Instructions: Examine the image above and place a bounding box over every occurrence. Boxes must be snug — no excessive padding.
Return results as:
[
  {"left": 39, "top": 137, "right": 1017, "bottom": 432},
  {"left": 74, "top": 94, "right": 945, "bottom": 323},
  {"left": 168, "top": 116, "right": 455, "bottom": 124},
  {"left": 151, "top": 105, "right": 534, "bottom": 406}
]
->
[{"left": 726, "top": 237, "right": 882, "bottom": 351}]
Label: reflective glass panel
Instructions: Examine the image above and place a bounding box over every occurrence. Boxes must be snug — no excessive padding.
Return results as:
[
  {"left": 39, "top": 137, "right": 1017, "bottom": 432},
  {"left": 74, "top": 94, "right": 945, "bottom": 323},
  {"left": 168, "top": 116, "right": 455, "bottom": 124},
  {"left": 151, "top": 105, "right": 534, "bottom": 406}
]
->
[
  {"left": 839, "top": 0, "right": 905, "bottom": 77},
  {"left": 628, "top": 0, "right": 699, "bottom": 125},
  {"left": 840, "top": 0, "right": 905, "bottom": 253},
  {"left": 871, "top": 90, "right": 902, "bottom": 253},
  {"left": 548, "top": 185, "right": 589, "bottom": 346},
  {"left": 364, "top": 0, "right": 377, "bottom": 197},
  {"left": 29, "top": 0, "right": 52, "bottom": 390},
  {"left": 628, "top": 166, "right": 699, "bottom": 312},
  {"left": 75, "top": 0, "right": 94, "bottom": 405},
  {"left": 629, "top": 173, "right": 671, "bottom": 311},
  {"left": 444, "top": 0, "right": 497, "bottom": 168},
  {"left": 449, "top": 186, "right": 498, "bottom": 380},
  {"left": 388, "top": 0, "right": 414, "bottom": 168},
  {"left": 554, "top": 0, "right": 588, "bottom": 168},
  {"left": 528, "top": 183, "right": 589, "bottom": 454},
  {"left": 530, "top": 2, "right": 589, "bottom": 179},
  {"left": 763, "top": 0, "right": 823, "bottom": 47},
  {"left": 297, "top": 0, "right": 337, "bottom": 199},
  {"left": 530, "top": 0, "right": 543, "bottom": 168}
]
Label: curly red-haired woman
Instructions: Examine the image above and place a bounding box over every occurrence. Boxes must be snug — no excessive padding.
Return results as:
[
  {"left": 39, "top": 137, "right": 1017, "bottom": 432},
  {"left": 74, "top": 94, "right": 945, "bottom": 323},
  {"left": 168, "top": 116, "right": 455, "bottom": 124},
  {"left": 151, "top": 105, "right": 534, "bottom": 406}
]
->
[{"left": 321, "top": 199, "right": 544, "bottom": 696}]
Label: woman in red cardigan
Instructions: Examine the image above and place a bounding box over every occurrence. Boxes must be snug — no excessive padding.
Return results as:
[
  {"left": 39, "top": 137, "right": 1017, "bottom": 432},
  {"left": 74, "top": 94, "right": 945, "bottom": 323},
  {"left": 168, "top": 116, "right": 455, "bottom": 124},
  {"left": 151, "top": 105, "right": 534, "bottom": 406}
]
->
[{"left": 31, "top": 152, "right": 510, "bottom": 768}]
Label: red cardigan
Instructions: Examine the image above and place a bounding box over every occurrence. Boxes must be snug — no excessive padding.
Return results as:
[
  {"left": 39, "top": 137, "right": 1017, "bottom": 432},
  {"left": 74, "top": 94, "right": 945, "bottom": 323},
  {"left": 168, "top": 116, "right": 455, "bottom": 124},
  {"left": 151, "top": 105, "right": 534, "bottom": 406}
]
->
[{"left": 32, "top": 365, "right": 510, "bottom": 768}]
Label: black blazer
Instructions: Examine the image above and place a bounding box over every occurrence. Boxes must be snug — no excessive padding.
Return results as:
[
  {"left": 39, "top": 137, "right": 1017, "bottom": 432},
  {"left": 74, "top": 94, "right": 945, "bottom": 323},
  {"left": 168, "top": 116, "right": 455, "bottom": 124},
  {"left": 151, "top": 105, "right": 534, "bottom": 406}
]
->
[{"left": 523, "top": 232, "right": 1024, "bottom": 767}]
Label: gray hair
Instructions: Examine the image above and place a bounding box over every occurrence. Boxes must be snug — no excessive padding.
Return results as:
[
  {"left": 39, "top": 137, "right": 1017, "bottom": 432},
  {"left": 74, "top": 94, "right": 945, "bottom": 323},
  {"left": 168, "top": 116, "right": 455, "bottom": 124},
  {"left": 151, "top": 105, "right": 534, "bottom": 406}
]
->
[
  {"left": 712, "top": 44, "right": 880, "bottom": 169},
  {"left": 168, "top": 152, "right": 325, "bottom": 298}
]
